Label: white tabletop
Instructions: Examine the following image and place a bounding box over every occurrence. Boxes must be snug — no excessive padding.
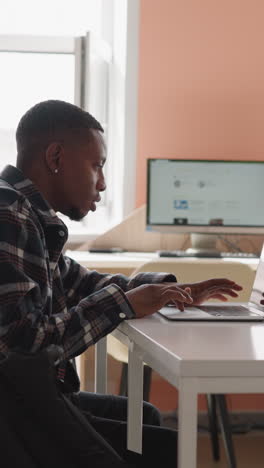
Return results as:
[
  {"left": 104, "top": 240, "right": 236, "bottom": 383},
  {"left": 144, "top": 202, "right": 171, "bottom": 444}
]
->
[
  {"left": 65, "top": 249, "right": 259, "bottom": 270},
  {"left": 65, "top": 250, "right": 157, "bottom": 268},
  {"left": 117, "top": 312, "right": 264, "bottom": 379}
]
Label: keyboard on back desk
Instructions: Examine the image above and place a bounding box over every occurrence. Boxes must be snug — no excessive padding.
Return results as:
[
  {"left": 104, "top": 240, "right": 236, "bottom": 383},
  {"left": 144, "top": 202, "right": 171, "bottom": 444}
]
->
[{"left": 158, "top": 250, "right": 259, "bottom": 259}]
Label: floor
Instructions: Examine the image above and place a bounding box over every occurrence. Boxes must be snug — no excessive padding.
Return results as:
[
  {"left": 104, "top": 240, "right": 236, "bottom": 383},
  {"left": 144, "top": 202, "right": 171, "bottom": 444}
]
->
[
  {"left": 197, "top": 432, "right": 264, "bottom": 468},
  {"left": 162, "top": 411, "right": 264, "bottom": 467}
]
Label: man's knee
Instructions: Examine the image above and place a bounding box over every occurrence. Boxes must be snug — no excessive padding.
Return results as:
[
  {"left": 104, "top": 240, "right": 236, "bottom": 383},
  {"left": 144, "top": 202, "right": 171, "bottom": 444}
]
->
[{"left": 142, "top": 401, "right": 161, "bottom": 426}]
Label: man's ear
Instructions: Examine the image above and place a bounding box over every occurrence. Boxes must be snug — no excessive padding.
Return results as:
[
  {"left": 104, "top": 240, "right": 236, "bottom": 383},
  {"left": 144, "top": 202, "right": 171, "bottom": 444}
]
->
[{"left": 45, "top": 142, "right": 64, "bottom": 174}]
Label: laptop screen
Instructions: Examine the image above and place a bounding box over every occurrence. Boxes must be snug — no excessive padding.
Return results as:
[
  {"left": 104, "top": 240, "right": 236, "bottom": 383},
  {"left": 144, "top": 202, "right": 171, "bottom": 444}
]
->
[{"left": 249, "top": 244, "right": 264, "bottom": 308}]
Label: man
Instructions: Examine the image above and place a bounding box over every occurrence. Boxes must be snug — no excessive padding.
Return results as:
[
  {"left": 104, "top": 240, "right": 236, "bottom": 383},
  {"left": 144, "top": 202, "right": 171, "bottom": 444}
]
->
[{"left": 0, "top": 100, "right": 242, "bottom": 466}]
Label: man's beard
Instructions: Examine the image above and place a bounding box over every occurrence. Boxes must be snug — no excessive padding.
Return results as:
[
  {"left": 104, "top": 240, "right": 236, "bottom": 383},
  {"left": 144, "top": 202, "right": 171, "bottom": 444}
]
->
[{"left": 68, "top": 206, "right": 86, "bottom": 221}]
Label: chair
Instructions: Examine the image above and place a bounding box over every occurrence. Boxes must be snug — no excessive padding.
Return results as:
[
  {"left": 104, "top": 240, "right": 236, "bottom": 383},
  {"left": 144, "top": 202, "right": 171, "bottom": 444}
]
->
[{"left": 107, "top": 258, "right": 256, "bottom": 467}]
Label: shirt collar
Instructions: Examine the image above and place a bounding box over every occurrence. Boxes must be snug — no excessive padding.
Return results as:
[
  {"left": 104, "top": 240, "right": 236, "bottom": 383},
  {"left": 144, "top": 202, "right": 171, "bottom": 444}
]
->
[{"left": 0, "top": 165, "right": 67, "bottom": 230}]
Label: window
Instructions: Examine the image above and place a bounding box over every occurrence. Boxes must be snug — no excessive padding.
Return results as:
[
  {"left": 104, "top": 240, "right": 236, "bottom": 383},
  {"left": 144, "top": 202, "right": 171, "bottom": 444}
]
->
[
  {"left": 0, "top": 42, "right": 75, "bottom": 170},
  {"left": 0, "top": 0, "right": 139, "bottom": 244}
]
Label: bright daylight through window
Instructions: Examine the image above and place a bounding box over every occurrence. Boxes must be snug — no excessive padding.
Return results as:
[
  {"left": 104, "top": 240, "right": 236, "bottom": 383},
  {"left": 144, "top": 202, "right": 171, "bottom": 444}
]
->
[{"left": 0, "top": 0, "right": 139, "bottom": 243}]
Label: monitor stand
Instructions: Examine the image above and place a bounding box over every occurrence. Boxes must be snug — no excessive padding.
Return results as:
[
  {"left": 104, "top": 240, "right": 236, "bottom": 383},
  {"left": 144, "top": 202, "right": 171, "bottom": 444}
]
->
[{"left": 185, "top": 233, "right": 220, "bottom": 257}]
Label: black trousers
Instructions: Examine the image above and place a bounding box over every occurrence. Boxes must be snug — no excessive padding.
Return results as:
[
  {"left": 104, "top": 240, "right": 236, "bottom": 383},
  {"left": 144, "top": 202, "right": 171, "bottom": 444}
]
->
[{"left": 75, "top": 391, "right": 178, "bottom": 467}]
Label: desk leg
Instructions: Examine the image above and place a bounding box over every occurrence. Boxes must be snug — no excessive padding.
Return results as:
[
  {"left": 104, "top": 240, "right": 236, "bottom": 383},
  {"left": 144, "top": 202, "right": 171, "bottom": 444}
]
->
[
  {"left": 95, "top": 337, "right": 107, "bottom": 394},
  {"left": 127, "top": 343, "right": 143, "bottom": 454},
  {"left": 178, "top": 378, "right": 198, "bottom": 468}
]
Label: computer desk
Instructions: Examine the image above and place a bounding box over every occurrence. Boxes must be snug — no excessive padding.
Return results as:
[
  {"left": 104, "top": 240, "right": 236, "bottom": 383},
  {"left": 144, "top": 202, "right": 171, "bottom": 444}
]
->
[
  {"left": 66, "top": 249, "right": 259, "bottom": 391},
  {"left": 96, "top": 313, "right": 264, "bottom": 468},
  {"left": 67, "top": 249, "right": 264, "bottom": 466},
  {"left": 66, "top": 249, "right": 258, "bottom": 275},
  {"left": 65, "top": 250, "right": 157, "bottom": 276},
  {"left": 67, "top": 252, "right": 260, "bottom": 468}
]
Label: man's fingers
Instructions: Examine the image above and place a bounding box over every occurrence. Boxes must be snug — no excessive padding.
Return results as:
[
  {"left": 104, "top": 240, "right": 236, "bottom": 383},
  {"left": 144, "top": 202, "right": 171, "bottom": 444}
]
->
[
  {"left": 210, "top": 294, "right": 228, "bottom": 301},
  {"left": 161, "top": 288, "right": 193, "bottom": 306},
  {"left": 210, "top": 288, "right": 239, "bottom": 297},
  {"left": 206, "top": 279, "right": 243, "bottom": 291},
  {"left": 164, "top": 286, "right": 193, "bottom": 302},
  {"left": 201, "top": 285, "right": 239, "bottom": 297},
  {"left": 208, "top": 288, "right": 239, "bottom": 298},
  {"left": 173, "top": 300, "right": 185, "bottom": 311}
]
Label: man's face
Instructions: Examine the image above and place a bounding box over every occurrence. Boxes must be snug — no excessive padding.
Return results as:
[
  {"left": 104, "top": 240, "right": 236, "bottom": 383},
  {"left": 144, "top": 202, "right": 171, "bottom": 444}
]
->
[{"left": 57, "top": 129, "right": 107, "bottom": 221}]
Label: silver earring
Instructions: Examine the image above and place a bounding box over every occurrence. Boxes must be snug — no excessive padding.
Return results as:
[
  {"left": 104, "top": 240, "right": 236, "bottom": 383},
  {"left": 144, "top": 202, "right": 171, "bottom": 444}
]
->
[{"left": 54, "top": 169, "right": 58, "bottom": 174}]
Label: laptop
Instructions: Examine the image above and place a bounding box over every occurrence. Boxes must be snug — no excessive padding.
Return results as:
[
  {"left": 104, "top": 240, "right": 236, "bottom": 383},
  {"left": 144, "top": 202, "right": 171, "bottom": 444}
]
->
[{"left": 158, "top": 246, "right": 264, "bottom": 322}]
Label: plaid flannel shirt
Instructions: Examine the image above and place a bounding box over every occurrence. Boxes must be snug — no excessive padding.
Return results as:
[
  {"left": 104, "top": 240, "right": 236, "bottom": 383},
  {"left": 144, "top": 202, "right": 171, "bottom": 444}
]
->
[{"left": 0, "top": 165, "right": 177, "bottom": 362}]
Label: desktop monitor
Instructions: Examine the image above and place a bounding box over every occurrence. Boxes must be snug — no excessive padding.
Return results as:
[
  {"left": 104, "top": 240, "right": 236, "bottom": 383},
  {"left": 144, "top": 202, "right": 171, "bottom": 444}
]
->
[{"left": 146, "top": 158, "right": 264, "bottom": 255}]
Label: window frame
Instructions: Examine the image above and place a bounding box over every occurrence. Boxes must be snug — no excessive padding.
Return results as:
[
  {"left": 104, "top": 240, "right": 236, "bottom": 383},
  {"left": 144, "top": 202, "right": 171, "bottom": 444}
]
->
[{"left": 0, "top": 0, "right": 140, "bottom": 245}]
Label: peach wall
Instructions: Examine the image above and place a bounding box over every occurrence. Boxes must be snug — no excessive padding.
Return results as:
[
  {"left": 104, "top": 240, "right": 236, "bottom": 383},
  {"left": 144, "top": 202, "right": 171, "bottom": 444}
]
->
[{"left": 136, "top": 0, "right": 264, "bottom": 207}]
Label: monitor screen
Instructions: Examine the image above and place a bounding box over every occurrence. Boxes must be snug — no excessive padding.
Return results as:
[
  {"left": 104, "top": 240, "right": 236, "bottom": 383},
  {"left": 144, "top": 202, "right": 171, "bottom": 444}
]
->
[{"left": 146, "top": 159, "right": 264, "bottom": 235}]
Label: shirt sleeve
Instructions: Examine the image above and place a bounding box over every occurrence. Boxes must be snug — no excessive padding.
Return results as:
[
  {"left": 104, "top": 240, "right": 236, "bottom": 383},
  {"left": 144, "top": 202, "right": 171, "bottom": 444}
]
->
[
  {"left": 61, "top": 254, "right": 177, "bottom": 307},
  {"left": 0, "top": 202, "right": 134, "bottom": 361}
]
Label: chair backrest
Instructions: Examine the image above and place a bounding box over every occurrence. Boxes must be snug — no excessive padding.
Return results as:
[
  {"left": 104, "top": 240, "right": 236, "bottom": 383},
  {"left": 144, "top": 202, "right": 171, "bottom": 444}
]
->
[{"left": 131, "top": 259, "right": 256, "bottom": 302}]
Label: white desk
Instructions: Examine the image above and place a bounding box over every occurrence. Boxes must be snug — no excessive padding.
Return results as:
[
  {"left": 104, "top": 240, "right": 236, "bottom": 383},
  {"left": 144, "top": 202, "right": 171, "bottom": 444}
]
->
[
  {"left": 96, "top": 312, "right": 264, "bottom": 468},
  {"left": 65, "top": 250, "right": 157, "bottom": 269},
  {"left": 66, "top": 249, "right": 259, "bottom": 271},
  {"left": 71, "top": 250, "right": 259, "bottom": 391}
]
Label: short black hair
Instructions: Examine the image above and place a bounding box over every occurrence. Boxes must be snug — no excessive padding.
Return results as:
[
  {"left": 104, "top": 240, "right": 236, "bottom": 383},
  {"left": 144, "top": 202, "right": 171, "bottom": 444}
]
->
[{"left": 16, "top": 100, "right": 104, "bottom": 161}]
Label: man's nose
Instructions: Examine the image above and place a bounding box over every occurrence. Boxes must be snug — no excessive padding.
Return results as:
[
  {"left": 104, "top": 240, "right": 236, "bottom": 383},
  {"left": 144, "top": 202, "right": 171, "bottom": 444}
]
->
[{"left": 98, "top": 176, "right": 106, "bottom": 192}]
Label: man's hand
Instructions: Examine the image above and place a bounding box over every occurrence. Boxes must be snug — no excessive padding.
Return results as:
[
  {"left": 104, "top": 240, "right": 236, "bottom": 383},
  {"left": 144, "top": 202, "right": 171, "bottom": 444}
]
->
[
  {"left": 170, "top": 278, "right": 243, "bottom": 306},
  {"left": 125, "top": 283, "right": 193, "bottom": 318}
]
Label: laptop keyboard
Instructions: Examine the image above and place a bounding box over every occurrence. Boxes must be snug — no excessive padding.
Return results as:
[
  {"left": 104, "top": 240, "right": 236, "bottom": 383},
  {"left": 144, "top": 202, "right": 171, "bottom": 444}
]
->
[
  {"left": 158, "top": 250, "right": 258, "bottom": 258},
  {"left": 199, "top": 305, "right": 258, "bottom": 317}
]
